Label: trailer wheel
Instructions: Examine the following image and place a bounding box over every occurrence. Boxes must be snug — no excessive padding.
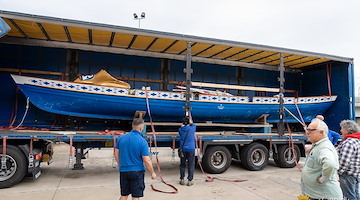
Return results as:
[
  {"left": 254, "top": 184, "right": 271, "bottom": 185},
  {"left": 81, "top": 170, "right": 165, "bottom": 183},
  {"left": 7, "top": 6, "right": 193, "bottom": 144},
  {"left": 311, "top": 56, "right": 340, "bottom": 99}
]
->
[
  {"left": 240, "top": 143, "right": 269, "bottom": 171},
  {"left": 0, "top": 145, "right": 27, "bottom": 188},
  {"left": 202, "top": 146, "right": 232, "bottom": 174},
  {"left": 274, "top": 145, "right": 300, "bottom": 168}
]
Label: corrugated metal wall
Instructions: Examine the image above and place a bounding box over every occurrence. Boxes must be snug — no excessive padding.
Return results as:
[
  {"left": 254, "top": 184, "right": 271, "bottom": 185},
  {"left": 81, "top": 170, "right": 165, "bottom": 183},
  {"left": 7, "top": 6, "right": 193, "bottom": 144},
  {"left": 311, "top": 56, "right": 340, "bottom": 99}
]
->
[
  {"left": 0, "top": 43, "right": 350, "bottom": 130},
  {"left": 0, "top": 44, "right": 66, "bottom": 127},
  {"left": 301, "top": 62, "right": 351, "bottom": 129},
  {"left": 78, "top": 51, "right": 162, "bottom": 90}
]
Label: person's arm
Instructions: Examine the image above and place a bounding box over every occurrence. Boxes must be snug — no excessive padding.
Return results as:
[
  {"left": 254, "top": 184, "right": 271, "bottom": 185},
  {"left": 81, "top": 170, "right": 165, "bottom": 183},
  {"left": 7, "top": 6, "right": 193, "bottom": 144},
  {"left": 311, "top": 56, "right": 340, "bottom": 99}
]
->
[
  {"left": 317, "top": 148, "right": 338, "bottom": 183},
  {"left": 142, "top": 155, "right": 156, "bottom": 179},
  {"left": 188, "top": 112, "right": 193, "bottom": 124},
  {"left": 140, "top": 139, "right": 156, "bottom": 179},
  {"left": 328, "top": 130, "right": 340, "bottom": 145},
  {"left": 114, "top": 148, "right": 119, "bottom": 165},
  {"left": 337, "top": 142, "right": 353, "bottom": 175},
  {"left": 114, "top": 137, "right": 120, "bottom": 166},
  {"left": 333, "top": 132, "right": 340, "bottom": 145}
]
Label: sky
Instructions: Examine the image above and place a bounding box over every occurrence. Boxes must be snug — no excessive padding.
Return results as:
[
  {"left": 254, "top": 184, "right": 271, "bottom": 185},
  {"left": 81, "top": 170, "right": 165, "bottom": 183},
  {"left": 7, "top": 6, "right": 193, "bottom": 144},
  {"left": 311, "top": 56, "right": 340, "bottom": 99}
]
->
[{"left": 1, "top": 0, "right": 359, "bottom": 96}]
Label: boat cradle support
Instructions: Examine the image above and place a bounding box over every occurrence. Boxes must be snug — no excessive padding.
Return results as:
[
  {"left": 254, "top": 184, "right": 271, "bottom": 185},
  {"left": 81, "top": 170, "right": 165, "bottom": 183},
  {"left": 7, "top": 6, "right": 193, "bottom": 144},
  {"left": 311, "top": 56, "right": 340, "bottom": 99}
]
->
[{"left": 73, "top": 143, "right": 85, "bottom": 170}]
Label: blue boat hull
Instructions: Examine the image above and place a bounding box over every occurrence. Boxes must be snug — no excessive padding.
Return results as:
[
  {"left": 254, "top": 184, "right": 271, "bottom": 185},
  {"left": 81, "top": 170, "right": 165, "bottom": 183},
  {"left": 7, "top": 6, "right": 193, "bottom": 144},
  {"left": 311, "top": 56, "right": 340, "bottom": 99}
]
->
[{"left": 17, "top": 84, "right": 335, "bottom": 123}]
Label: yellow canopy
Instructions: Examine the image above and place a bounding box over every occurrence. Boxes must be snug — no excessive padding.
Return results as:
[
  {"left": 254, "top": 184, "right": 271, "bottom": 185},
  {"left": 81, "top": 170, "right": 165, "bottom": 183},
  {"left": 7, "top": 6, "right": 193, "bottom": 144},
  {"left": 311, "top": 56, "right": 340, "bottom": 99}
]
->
[{"left": 0, "top": 10, "right": 353, "bottom": 72}]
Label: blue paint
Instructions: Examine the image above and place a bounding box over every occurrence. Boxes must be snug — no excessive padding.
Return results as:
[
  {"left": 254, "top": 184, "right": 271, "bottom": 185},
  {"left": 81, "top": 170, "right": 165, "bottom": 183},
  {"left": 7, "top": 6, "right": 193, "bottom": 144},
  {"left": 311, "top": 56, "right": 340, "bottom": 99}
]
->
[
  {"left": 348, "top": 63, "right": 356, "bottom": 120},
  {"left": 15, "top": 81, "right": 335, "bottom": 123}
]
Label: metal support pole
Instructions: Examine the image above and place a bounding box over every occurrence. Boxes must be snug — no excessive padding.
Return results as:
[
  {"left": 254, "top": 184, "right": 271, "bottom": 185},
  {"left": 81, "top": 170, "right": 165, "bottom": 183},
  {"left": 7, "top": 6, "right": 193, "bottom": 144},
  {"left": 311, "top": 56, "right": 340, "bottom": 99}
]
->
[
  {"left": 278, "top": 53, "right": 285, "bottom": 136},
  {"left": 236, "top": 67, "right": 244, "bottom": 96},
  {"left": 184, "top": 42, "right": 193, "bottom": 115},
  {"left": 160, "top": 59, "right": 170, "bottom": 91},
  {"left": 66, "top": 49, "right": 79, "bottom": 81}
]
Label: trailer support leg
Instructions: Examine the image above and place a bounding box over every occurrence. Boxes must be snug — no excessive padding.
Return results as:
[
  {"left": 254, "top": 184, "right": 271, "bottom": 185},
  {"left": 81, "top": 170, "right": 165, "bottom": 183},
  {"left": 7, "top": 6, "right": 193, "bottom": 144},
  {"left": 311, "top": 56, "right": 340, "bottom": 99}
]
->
[
  {"left": 1, "top": 136, "right": 7, "bottom": 170},
  {"left": 73, "top": 143, "right": 84, "bottom": 170}
]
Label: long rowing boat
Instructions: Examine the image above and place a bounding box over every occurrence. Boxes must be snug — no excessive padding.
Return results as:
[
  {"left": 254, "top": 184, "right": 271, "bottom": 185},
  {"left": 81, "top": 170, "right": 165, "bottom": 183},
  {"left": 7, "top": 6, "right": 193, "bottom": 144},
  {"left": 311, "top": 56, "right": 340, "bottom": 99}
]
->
[{"left": 10, "top": 71, "right": 336, "bottom": 123}]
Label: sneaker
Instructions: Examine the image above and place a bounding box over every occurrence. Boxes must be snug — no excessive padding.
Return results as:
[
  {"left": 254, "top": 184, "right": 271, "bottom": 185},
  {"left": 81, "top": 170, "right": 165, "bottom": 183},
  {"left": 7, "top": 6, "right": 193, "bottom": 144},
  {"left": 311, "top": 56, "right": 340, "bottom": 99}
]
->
[
  {"left": 187, "top": 180, "right": 194, "bottom": 186},
  {"left": 179, "top": 179, "right": 185, "bottom": 185}
]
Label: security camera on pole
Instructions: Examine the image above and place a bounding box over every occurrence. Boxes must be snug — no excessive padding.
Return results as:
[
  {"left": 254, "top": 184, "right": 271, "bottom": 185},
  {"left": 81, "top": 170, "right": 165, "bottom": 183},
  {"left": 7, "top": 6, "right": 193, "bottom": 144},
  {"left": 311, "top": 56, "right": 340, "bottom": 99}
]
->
[{"left": 133, "top": 12, "right": 145, "bottom": 29}]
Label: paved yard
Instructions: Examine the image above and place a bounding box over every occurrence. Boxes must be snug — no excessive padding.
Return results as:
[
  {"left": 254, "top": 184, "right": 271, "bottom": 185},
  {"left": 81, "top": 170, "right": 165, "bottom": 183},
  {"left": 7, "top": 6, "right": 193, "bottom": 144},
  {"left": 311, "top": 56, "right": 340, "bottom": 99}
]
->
[{"left": 0, "top": 143, "right": 304, "bottom": 200}]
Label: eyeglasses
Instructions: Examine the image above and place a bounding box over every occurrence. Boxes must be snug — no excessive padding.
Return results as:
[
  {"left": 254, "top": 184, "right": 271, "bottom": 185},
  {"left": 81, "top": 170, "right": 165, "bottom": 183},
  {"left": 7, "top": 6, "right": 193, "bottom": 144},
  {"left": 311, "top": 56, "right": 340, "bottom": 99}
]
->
[{"left": 306, "top": 128, "right": 318, "bottom": 132}]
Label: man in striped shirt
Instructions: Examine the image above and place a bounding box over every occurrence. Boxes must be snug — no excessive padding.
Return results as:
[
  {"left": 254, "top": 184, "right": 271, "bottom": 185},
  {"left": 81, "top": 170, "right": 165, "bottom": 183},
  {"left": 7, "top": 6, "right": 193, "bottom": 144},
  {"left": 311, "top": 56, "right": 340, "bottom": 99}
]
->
[{"left": 337, "top": 120, "right": 360, "bottom": 200}]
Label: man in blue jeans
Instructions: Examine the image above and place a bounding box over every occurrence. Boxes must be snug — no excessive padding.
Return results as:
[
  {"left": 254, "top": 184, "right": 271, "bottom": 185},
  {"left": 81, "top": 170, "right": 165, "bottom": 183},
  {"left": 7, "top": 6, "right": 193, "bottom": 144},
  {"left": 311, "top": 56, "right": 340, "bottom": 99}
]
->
[
  {"left": 337, "top": 120, "right": 360, "bottom": 200},
  {"left": 179, "top": 116, "right": 196, "bottom": 186},
  {"left": 114, "top": 118, "right": 156, "bottom": 200}
]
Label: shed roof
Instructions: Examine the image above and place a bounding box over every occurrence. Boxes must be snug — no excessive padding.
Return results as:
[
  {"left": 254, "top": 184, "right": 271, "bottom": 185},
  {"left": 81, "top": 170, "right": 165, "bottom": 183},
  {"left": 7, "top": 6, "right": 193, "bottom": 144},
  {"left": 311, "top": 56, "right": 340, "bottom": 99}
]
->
[{"left": 0, "top": 10, "right": 353, "bottom": 72}]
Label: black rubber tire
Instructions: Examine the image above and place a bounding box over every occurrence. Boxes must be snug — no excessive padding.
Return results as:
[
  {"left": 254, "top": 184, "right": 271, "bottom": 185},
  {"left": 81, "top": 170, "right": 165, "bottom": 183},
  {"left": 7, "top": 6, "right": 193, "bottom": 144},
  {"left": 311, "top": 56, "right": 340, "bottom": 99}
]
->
[
  {"left": 202, "top": 146, "right": 232, "bottom": 174},
  {"left": 240, "top": 143, "right": 269, "bottom": 171},
  {"left": 274, "top": 144, "right": 301, "bottom": 168},
  {"left": 0, "top": 145, "right": 27, "bottom": 189}
]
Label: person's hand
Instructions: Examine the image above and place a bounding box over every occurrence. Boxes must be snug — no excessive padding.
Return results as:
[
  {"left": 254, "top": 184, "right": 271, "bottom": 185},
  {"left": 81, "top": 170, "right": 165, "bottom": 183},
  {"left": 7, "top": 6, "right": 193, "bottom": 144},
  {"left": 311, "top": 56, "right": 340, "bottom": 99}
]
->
[
  {"left": 317, "top": 176, "right": 322, "bottom": 184},
  {"left": 151, "top": 172, "right": 156, "bottom": 180}
]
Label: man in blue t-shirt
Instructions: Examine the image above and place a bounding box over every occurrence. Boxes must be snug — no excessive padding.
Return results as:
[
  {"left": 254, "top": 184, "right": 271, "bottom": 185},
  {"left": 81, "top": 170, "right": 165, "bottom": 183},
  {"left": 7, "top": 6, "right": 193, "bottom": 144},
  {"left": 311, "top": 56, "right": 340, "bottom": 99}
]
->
[
  {"left": 316, "top": 115, "right": 340, "bottom": 145},
  {"left": 114, "top": 118, "right": 156, "bottom": 200},
  {"left": 178, "top": 116, "right": 196, "bottom": 186},
  {"left": 328, "top": 129, "right": 341, "bottom": 145}
]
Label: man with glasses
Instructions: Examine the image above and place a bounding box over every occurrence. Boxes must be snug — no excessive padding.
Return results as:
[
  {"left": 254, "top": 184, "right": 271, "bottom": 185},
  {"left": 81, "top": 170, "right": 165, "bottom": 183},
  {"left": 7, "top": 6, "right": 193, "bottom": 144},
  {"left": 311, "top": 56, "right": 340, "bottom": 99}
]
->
[{"left": 301, "top": 118, "right": 343, "bottom": 200}]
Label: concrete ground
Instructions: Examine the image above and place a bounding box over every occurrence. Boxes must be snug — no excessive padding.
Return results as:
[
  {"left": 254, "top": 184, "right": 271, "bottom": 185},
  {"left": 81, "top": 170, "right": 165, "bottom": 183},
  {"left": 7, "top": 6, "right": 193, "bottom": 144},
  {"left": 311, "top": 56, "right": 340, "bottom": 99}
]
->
[{"left": 0, "top": 143, "right": 304, "bottom": 200}]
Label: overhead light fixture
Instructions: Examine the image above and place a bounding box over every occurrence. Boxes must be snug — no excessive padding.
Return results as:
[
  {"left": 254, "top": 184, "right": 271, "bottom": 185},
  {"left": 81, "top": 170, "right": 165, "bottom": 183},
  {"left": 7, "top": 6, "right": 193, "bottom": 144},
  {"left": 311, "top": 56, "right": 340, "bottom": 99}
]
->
[{"left": 133, "top": 12, "right": 146, "bottom": 29}]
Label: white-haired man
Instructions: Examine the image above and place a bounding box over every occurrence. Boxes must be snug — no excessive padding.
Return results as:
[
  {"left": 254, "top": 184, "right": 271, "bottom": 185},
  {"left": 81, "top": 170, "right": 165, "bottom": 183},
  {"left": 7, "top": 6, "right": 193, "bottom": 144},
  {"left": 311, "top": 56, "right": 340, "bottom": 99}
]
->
[{"left": 301, "top": 118, "right": 343, "bottom": 200}]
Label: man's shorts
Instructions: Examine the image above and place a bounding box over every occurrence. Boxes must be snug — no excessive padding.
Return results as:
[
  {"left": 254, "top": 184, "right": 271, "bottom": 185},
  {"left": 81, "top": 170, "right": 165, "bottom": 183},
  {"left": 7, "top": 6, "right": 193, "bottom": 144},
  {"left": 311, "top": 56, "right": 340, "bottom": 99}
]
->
[{"left": 120, "top": 171, "right": 145, "bottom": 198}]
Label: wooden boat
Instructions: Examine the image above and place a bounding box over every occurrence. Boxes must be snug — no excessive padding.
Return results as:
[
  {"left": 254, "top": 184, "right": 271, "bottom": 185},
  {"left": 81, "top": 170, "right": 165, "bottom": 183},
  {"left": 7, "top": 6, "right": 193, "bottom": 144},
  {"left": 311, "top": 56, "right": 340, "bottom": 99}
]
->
[{"left": 10, "top": 71, "right": 337, "bottom": 123}]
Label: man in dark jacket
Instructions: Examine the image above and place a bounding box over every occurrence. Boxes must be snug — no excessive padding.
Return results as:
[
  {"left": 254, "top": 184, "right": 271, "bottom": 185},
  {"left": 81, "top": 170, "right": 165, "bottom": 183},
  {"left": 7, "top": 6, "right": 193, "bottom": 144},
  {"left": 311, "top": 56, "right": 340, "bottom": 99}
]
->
[
  {"left": 178, "top": 116, "right": 196, "bottom": 186},
  {"left": 337, "top": 120, "right": 360, "bottom": 200}
]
